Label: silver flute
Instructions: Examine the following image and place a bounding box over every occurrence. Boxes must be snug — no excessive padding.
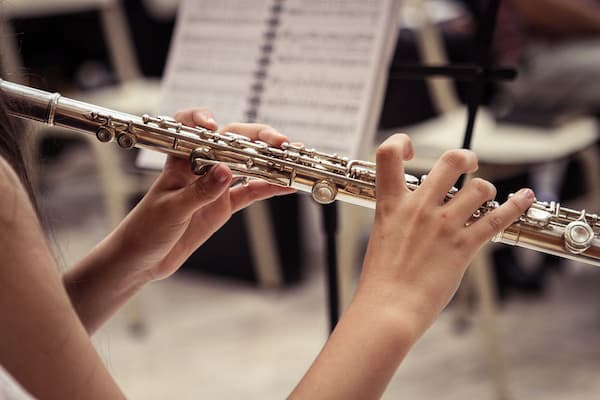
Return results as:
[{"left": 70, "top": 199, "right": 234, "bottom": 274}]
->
[{"left": 1, "top": 79, "right": 599, "bottom": 267}]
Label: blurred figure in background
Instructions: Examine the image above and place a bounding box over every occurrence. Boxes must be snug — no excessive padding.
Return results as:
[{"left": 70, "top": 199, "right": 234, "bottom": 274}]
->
[{"left": 497, "top": 0, "right": 600, "bottom": 115}]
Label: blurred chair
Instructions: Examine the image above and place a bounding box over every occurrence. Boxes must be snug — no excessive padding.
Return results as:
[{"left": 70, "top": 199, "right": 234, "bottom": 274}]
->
[{"left": 0, "top": 0, "right": 161, "bottom": 225}]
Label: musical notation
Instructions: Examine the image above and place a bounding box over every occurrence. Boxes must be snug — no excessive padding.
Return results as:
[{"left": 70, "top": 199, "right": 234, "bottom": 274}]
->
[{"left": 139, "top": 0, "right": 398, "bottom": 170}]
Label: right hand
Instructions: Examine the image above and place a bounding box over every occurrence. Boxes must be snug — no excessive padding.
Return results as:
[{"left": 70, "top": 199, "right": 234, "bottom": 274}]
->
[
  {"left": 107, "top": 112, "right": 295, "bottom": 282},
  {"left": 356, "top": 134, "right": 535, "bottom": 339}
]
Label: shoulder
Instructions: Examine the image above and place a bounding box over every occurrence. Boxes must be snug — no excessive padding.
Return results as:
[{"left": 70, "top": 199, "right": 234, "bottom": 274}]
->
[
  {"left": 0, "top": 155, "right": 34, "bottom": 225},
  {"left": 0, "top": 155, "right": 25, "bottom": 199},
  {"left": 0, "top": 155, "right": 21, "bottom": 186}
]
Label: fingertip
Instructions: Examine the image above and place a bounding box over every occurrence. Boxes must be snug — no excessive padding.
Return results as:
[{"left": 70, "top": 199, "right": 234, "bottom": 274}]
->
[
  {"left": 404, "top": 139, "right": 414, "bottom": 161},
  {"left": 209, "top": 163, "right": 232, "bottom": 185},
  {"left": 512, "top": 188, "right": 535, "bottom": 210},
  {"left": 258, "top": 127, "right": 288, "bottom": 146},
  {"left": 173, "top": 110, "right": 184, "bottom": 122},
  {"left": 465, "top": 150, "right": 479, "bottom": 172},
  {"left": 193, "top": 110, "right": 218, "bottom": 130},
  {"left": 173, "top": 109, "right": 194, "bottom": 127},
  {"left": 440, "top": 149, "right": 479, "bottom": 173},
  {"left": 377, "top": 133, "right": 411, "bottom": 163},
  {"left": 218, "top": 123, "right": 233, "bottom": 134}
]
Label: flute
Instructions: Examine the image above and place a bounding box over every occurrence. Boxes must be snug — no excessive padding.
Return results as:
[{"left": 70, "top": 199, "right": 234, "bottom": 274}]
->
[{"left": 1, "top": 79, "right": 599, "bottom": 267}]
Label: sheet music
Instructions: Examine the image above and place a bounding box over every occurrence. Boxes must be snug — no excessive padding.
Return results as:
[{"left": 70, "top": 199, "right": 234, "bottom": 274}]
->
[{"left": 138, "top": 0, "right": 399, "bottom": 169}]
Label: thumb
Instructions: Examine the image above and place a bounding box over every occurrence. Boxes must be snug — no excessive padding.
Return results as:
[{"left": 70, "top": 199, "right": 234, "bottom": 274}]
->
[{"left": 176, "top": 163, "right": 232, "bottom": 215}]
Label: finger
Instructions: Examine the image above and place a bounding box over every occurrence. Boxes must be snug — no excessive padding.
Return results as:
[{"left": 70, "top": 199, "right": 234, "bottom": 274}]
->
[
  {"left": 445, "top": 177, "right": 496, "bottom": 224},
  {"left": 418, "top": 149, "right": 478, "bottom": 205},
  {"left": 229, "top": 181, "right": 296, "bottom": 213},
  {"left": 153, "top": 155, "right": 197, "bottom": 189},
  {"left": 174, "top": 108, "right": 218, "bottom": 130},
  {"left": 174, "top": 163, "right": 233, "bottom": 216},
  {"left": 220, "top": 123, "right": 288, "bottom": 147},
  {"left": 469, "top": 188, "right": 535, "bottom": 243},
  {"left": 375, "top": 134, "right": 414, "bottom": 204},
  {"left": 163, "top": 154, "right": 191, "bottom": 172}
]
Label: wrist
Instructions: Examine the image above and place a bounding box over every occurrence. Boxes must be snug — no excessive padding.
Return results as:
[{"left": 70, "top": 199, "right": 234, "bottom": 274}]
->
[
  {"left": 67, "top": 231, "right": 152, "bottom": 297},
  {"left": 95, "top": 229, "right": 156, "bottom": 286},
  {"left": 353, "top": 278, "right": 438, "bottom": 344}
]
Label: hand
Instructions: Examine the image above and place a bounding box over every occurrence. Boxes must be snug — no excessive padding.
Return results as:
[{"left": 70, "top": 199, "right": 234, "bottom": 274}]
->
[
  {"left": 289, "top": 135, "right": 535, "bottom": 400},
  {"left": 112, "top": 109, "right": 295, "bottom": 281},
  {"left": 356, "top": 134, "right": 535, "bottom": 338}
]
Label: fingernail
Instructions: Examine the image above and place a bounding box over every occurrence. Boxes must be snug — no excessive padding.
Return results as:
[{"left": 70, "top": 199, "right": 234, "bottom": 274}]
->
[
  {"left": 195, "top": 111, "right": 217, "bottom": 126},
  {"left": 211, "top": 164, "right": 229, "bottom": 184},
  {"left": 513, "top": 188, "right": 535, "bottom": 208}
]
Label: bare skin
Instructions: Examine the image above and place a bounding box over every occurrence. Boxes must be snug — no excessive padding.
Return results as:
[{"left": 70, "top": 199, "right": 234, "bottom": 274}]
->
[
  {"left": 0, "top": 111, "right": 293, "bottom": 399},
  {"left": 289, "top": 134, "right": 534, "bottom": 399},
  {"left": 64, "top": 111, "right": 294, "bottom": 333},
  {"left": 0, "top": 119, "right": 534, "bottom": 398}
]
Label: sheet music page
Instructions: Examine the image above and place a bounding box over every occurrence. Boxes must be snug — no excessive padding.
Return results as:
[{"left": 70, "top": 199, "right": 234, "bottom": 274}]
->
[{"left": 138, "top": 0, "right": 399, "bottom": 169}]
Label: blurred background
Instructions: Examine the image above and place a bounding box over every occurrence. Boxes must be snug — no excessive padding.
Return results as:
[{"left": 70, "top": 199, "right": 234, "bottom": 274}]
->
[{"left": 2, "top": 0, "right": 600, "bottom": 399}]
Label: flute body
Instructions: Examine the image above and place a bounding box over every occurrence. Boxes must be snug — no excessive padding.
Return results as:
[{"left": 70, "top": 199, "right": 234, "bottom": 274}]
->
[{"left": 2, "top": 79, "right": 599, "bottom": 267}]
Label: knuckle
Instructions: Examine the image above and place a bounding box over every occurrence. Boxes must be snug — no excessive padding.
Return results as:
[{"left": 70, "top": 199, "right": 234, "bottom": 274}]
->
[
  {"left": 449, "top": 233, "right": 469, "bottom": 249},
  {"left": 192, "top": 109, "right": 213, "bottom": 122},
  {"left": 470, "top": 178, "right": 496, "bottom": 199},
  {"left": 508, "top": 196, "right": 526, "bottom": 214},
  {"left": 389, "top": 132, "right": 411, "bottom": 146},
  {"left": 436, "top": 209, "right": 460, "bottom": 238},
  {"left": 194, "top": 107, "right": 211, "bottom": 115},
  {"left": 487, "top": 215, "right": 503, "bottom": 233},
  {"left": 193, "top": 179, "right": 214, "bottom": 200},
  {"left": 173, "top": 110, "right": 187, "bottom": 122},
  {"left": 376, "top": 141, "right": 401, "bottom": 163},
  {"left": 441, "top": 149, "right": 476, "bottom": 171},
  {"left": 219, "top": 122, "right": 242, "bottom": 134},
  {"left": 375, "top": 197, "right": 397, "bottom": 217},
  {"left": 258, "top": 127, "right": 285, "bottom": 143},
  {"left": 412, "top": 204, "right": 431, "bottom": 225},
  {"left": 219, "top": 123, "right": 234, "bottom": 133}
]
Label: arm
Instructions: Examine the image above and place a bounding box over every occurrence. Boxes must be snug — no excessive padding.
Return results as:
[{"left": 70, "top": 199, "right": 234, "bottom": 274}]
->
[
  {"left": 290, "top": 134, "right": 534, "bottom": 399},
  {"left": 0, "top": 158, "right": 125, "bottom": 400},
  {"left": 64, "top": 110, "right": 294, "bottom": 333},
  {"left": 508, "top": 0, "right": 600, "bottom": 36}
]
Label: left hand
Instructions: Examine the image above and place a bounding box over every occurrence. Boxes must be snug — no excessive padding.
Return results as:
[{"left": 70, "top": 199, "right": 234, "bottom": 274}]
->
[{"left": 111, "top": 108, "right": 295, "bottom": 281}]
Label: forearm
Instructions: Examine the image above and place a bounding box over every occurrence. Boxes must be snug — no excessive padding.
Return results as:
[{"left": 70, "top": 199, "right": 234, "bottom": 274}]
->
[
  {"left": 64, "top": 228, "right": 151, "bottom": 334},
  {"left": 508, "top": 0, "right": 600, "bottom": 36},
  {"left": 0, "top": 231, "right": 125, "bottom": 399},
  {"left": 290, "top": 288, "right": 421, "bottom": 400}
]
